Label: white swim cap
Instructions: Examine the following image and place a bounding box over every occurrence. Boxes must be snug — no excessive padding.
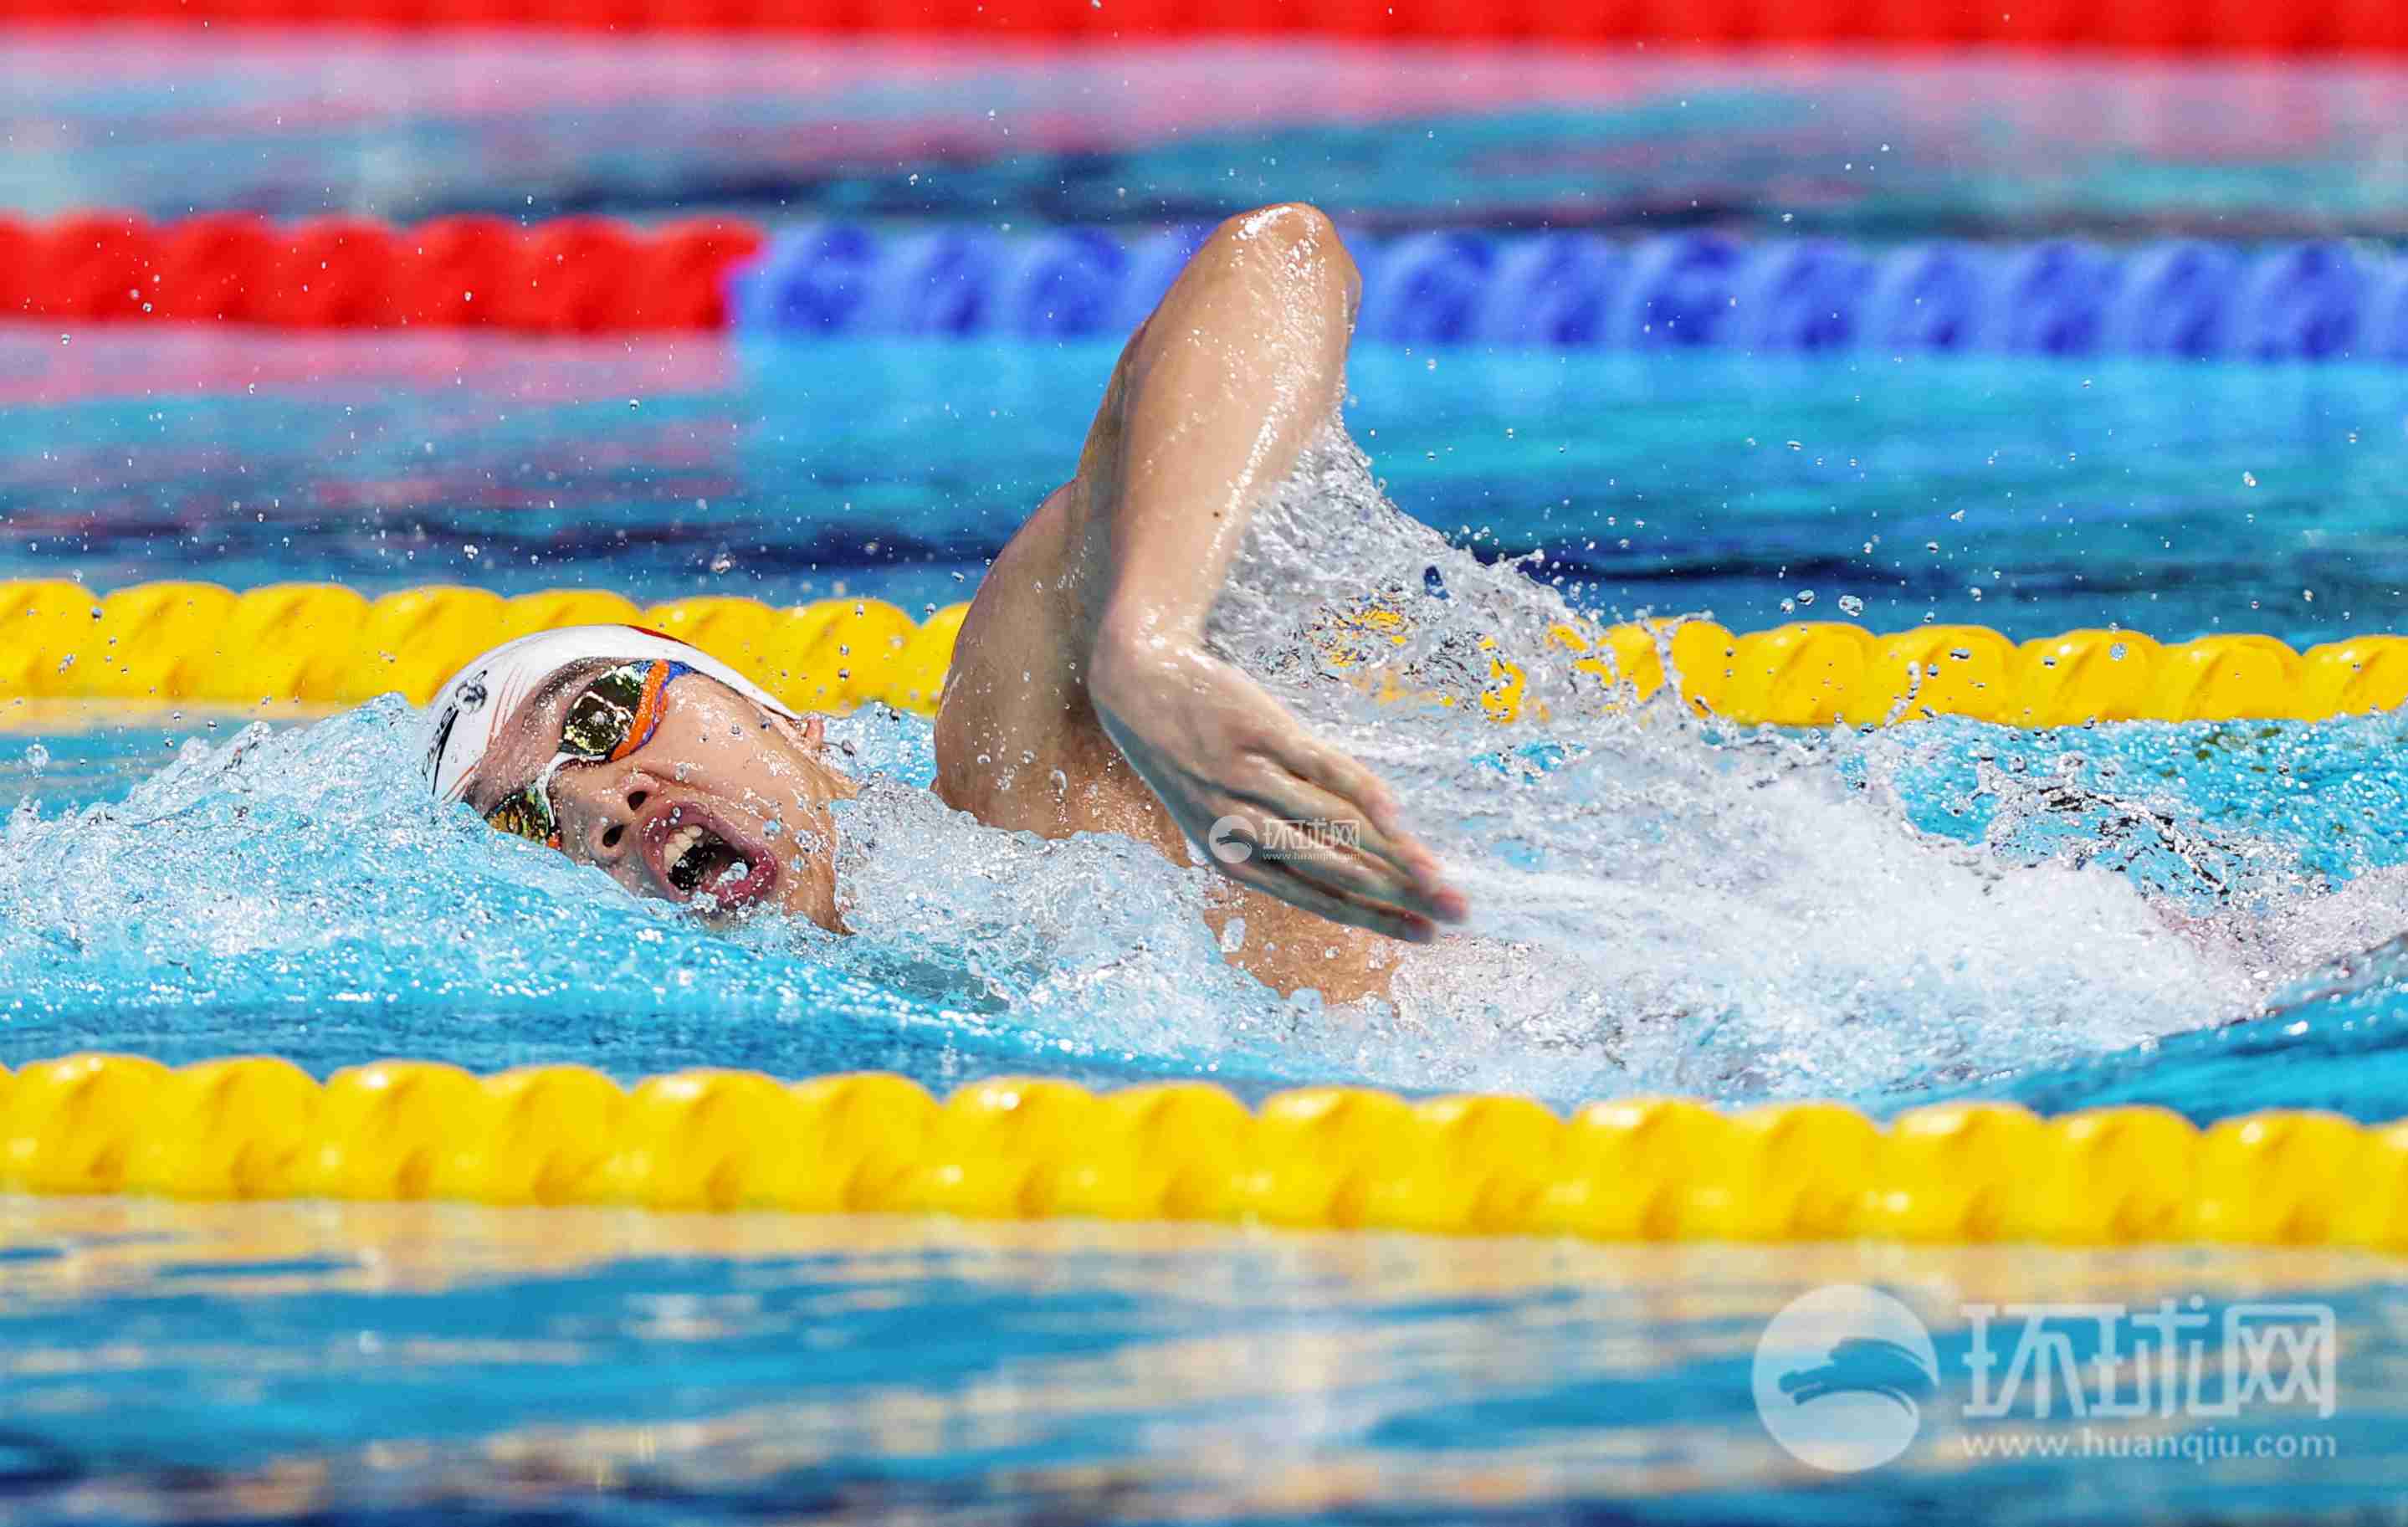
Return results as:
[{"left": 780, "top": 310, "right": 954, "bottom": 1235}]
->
[{"left": 423, "top": 624, "right": 798, "bottom": 803}]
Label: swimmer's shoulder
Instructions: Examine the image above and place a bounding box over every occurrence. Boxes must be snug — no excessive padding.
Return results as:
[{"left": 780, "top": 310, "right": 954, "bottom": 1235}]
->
[
  {"left": 940, "top": 479, "right": 1084, "bottom": 714},
  {"left": 933, "top": 480, "right": 1154, "bottom": 838}
]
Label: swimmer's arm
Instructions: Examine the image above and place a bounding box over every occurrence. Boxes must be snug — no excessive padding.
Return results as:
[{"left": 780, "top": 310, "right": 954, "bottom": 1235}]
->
[
  {"left": 1078, "top": 203, "right": 1468, "bottom": 942},
  {"left": 1084, "top": 202, "right": 1358, "bottom": 639}
]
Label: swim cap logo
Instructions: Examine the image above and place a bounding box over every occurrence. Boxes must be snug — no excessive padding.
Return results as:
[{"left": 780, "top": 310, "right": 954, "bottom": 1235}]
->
[
  {"left": 1752, "top": 1284, "right": 1939, "bottom": 1473},
  {"left": 1206, "top": 815, "right": 1253, "bottom": 864}
]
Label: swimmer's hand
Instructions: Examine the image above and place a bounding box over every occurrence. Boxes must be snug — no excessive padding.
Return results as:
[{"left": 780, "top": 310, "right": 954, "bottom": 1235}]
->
[{"left": 1089, "top": 631, "right": 1470, "bottom": 943}]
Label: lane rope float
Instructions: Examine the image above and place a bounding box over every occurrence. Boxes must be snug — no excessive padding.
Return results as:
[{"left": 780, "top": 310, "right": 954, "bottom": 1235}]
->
[
  {"left": 12, "top": 216, "right": 2408, "bottom": 363},
  {"left": 0, "top": 0, "right": 2398, "bottom": 55},
  {"left": 0, "top": 1053, "right": 2400, "bottom": 1246},
  {"left": 7, "top": 592, "right": 2400, "bottom": 1240},
  {"left": 4, "top": 579, "right": 2404, "bottom": 725}
]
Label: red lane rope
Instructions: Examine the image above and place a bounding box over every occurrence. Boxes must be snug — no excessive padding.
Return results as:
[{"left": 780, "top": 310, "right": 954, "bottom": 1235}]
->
[
  {"left": 0, "top": 0, "right": 2400, "bottom": 52},
  {"left": 1, "top": 213, "right": 763, "bottom": 334}
]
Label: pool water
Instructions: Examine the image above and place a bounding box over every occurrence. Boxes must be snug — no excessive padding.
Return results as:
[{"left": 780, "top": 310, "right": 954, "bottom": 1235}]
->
[
  {"left": 12, "top": 324, "right": 2408, "bottom": 1523},
  {"left": 8, "top": 331, "right": 2408, "bottom": 645},
  {"left": 4, "top": 1199, "right": 2404, "bottom": 1526},
  {"left": 11, "top": 33, "right": 2408, "bottom": 1518},
  {"left": 12, "top": 36, "right": 2408, "bottom": 240}
]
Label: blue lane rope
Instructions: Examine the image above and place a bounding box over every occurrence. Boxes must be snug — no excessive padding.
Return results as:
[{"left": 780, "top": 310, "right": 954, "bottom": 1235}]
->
[{"left": 729, "top": 226, "right": 2408, "bottom": 361}]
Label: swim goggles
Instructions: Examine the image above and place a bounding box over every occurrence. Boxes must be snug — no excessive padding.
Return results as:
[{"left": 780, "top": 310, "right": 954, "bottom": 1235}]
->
[{"left": 483, "top": 658, "right": 692, "bottom": 849}]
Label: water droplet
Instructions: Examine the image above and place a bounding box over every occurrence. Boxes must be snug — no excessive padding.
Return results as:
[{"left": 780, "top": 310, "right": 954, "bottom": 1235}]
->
[
  {"left": 1795, "top": 589, "right": 1816, "bottom": 607},
  {"left": 23, "top": 744, "right": 49, "bottom": 771},
  {"left": 1838, "top": 595, "right": 1865, "bottom": 617}
]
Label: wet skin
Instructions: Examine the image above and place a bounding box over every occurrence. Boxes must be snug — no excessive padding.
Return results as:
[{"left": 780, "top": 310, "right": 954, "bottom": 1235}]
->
[
  {"left": 464, "top": 658, "right": 855, "bottom": 934},
  {"left": 464, "top": 203, "right": 1468, "bottom": 1001}
]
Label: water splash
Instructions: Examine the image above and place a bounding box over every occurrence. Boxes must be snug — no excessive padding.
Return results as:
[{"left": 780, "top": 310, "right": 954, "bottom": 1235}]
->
[{"left": 9, "top": 427, "right": 2408, "bottom": 1109}]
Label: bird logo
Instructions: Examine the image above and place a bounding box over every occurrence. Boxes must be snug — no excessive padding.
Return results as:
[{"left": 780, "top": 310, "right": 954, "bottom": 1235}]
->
[{"left": 1753, "top": 1285, "right": 1939, "bottom": 1472}]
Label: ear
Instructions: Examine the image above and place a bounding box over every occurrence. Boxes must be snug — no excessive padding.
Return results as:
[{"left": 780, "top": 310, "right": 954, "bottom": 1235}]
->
[{"left": 761, "top": 708, "right": 827, "bottom": 752}]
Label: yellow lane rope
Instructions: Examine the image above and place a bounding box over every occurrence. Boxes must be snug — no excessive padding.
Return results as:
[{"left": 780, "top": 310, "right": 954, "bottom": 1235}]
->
[
  {"left": 7, "top": 579, "right": 2405, "bottom": 724},
  {"left": 8, "top": 586, "right": 2404, "bottom": 1240},
  {"left": 1, "top": 1055, "right": 2398, "bottom": 1246}
]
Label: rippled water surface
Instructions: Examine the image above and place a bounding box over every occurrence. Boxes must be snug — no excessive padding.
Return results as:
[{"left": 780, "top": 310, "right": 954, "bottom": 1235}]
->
[
  {"left": 9, "top": 125, "right": 2408, "bottom": 1513},
  {"left": 9, "top": 35, "right": 2408, "bottom": 239},
  {"left": 13, "top": 418, "right": 2408, "bottom": 1121},
  {"left": 8, "top": 331, "right": 2408, "bottom": 644},
  {"left": 3, "top": 1200, "right": 2403, "bottom": 1526}
]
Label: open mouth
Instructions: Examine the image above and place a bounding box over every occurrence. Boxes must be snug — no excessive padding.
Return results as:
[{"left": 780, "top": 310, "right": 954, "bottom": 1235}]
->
[{"left": 640, "top": 803, "right": 779, "bottom": 914}]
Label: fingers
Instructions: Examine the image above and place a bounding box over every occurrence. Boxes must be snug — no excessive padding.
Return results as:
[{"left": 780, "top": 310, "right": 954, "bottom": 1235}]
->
[
  {"left": 1219, "top": 848, "right": 1442, "bottom": 944},
  {"left": 1212, "top": 788, "right": 1456, "bottom": 925},
  {"left": 1205, "top": 804, "right": 1458, "bottom": 942},
  {"left": 1268, "top": 731, "right": 1403, "bottom": 838},
  {"left": 1250, "top": 739, "right": 1469, "bottom": 925}
]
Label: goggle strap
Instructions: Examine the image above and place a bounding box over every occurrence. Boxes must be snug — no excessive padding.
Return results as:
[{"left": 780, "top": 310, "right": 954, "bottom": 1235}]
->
[{"left": 607, "top": 659, "right": 684, "bottom": 765}]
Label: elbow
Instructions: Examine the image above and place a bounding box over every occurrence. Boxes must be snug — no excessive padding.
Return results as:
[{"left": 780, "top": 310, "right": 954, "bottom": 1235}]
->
[{"left": 1212, "top": 202, "right": 1360, "bottom": 310}]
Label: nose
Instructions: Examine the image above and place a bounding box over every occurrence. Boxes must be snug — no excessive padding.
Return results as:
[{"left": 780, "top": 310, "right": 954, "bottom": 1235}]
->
[{"left": 545, "top": 761, "right": 654, "bottom": 866}]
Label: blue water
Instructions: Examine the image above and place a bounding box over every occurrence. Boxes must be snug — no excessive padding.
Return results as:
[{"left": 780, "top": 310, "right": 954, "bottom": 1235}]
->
[
  {"left": 8, "top": 331, "right": 2408, "bottom": 646},
  {"left": 12, "top": 328, "right": 2408, "bottom": 1522},
  {"left": 2, "top": 1199, "right": 2402, "bottom": 1527},
  {"left": 12, "top": 32, "right": 2408, "bottom": 1524},
  {"left": 17, "top": 689, "right": 2408, "bottom": 1115},
  {"left": 15, "top": 336, "right": 2408, "bottom": 1524},
  {"left": 8, "top": 37, "right": 2408, "bottom": 241},
  {"left": 0, "top": 1199, "right": 2388, "bottom": 1522}
]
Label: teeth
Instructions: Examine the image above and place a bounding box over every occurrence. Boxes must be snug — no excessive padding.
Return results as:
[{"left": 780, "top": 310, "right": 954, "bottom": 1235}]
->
[{"left": 663, "top": 824, "right": 704, "bottom": 875}]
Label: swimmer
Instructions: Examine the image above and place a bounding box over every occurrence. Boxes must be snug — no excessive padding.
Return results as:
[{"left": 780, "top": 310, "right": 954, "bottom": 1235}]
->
[{"left": 424, "top": 202, "right": 1468, "bottom": 1001}]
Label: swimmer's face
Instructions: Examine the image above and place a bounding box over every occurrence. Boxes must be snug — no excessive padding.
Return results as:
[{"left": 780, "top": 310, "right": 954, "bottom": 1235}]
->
[{"left": 463, "top": 658, "right": 855, "bottom": 932}]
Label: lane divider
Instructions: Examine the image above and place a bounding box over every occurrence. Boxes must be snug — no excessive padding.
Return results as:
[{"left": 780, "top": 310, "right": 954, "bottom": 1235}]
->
[
  {"left": 736, "top": 228, "right": 2408, "bottom": 361},
  {"left": 0, "top": 1054, "right": 2400, "bottom": 1245},
  {"left": 13, "top": 215, "right": 2408, "bottom": 364},
  {"left": 4, "top": 580, "right": 2404, "bottom": 725},
  {"left": 3, "top": 213, "right": 760, "bottom": 332},
  {"left": 0, "top": 581, "right": 966, "bottom": 715},
  {"left": 0, "top": 0, "right": 2400, "bottom": 54}
]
